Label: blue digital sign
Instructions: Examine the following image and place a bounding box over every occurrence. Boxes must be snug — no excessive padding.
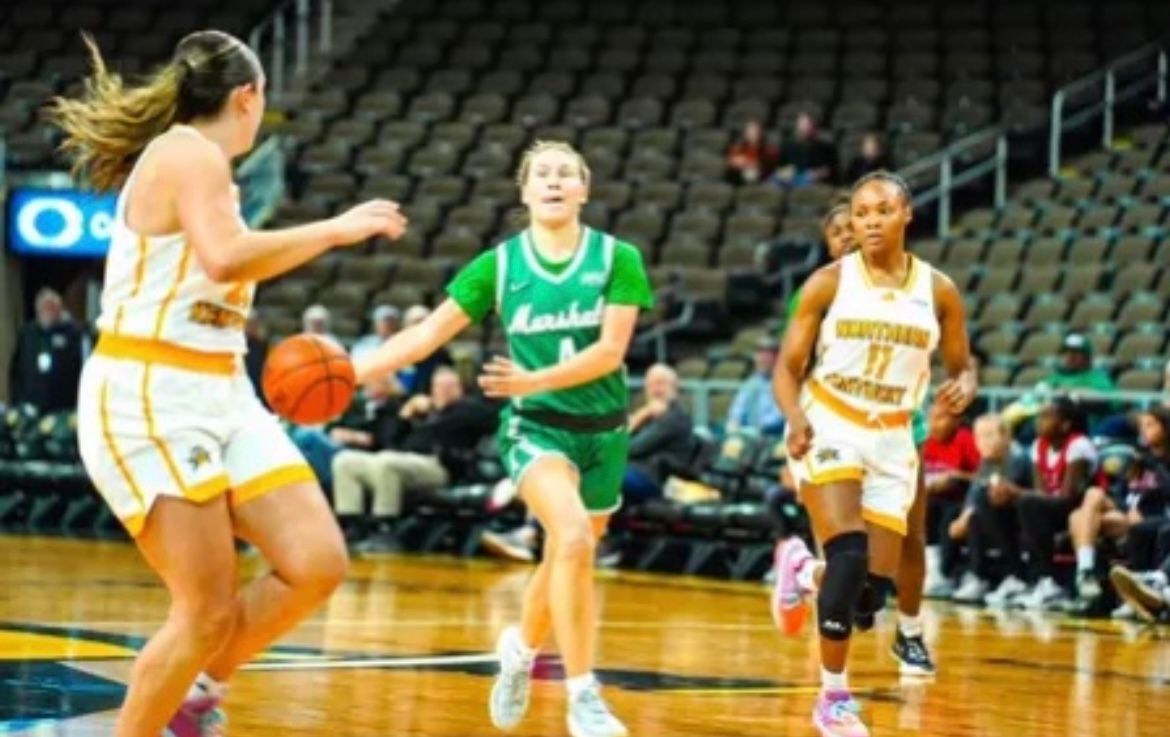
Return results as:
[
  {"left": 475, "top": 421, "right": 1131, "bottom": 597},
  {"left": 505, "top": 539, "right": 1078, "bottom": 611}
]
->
[{"left": 6, "top": 187, "right": 117, "bottom": 258}]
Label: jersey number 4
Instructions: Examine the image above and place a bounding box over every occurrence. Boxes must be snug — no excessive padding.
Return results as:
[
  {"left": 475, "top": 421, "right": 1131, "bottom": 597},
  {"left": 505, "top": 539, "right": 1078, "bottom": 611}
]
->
[{"left": 864, "top": 344, "right": 894, "bottom": 381}]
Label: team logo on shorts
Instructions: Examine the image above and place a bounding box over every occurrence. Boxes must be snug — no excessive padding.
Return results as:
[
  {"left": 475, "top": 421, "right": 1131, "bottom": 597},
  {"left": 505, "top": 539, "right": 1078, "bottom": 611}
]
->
[
  {"left": 816, "top": 448, "right": 840, "bottom": 463},
  {"left": 187, "top": 446, "right": 212, "bottom": 471}
]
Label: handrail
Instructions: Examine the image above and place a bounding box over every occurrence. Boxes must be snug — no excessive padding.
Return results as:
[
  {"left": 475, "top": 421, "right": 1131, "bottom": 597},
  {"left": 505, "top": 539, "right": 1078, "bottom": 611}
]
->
[
  {"left": 248, "top": 0, "right": 334, "bottom": 105},
  {"left": 1048, "top": 42, "right": 1168, "bottom": 177},
  {"left": 896, "top": 126, "right": 1008, "bottom": 238},
  {"left": 627, "top": 377, "right": 1167, "bottom": 430}
]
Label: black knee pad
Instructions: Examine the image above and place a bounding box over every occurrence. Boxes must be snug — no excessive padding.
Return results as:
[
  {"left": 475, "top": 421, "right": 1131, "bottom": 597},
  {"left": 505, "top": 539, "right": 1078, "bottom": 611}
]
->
[
  {"left": 854, "top": 574, "right": 894, "bottom": 630},
  {"left": 817, "top": 531, "right": 869, "bottom": 641}
]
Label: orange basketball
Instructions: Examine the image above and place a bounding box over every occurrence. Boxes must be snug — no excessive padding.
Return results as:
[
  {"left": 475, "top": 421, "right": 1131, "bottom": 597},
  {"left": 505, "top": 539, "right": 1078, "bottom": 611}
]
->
[{"left": 262, "top": 334, "right": 355, "bottom": 425}]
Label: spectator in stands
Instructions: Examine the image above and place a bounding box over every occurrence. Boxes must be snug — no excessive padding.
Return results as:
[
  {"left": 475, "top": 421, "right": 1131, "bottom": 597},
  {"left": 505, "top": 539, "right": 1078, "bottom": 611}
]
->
[
  {"left": 1045, "top": 333, "right": 1116, "bottom": 395},
  {"left": 948, "top": 414, "right": 1034, "bottom": 604},
  {"left": 1111, "top": 544, "right": 1170, "bottom": 622},
  {"left": 351, "top": 305, "right": 401, "bottom": 362},
  {"left": 396, "top": 304, "right": 452, "bottom": 394},
  {"left": 8, "top": 288, "right": 85, "bottom": 413},
  {"left": 770, "top": 112, "right": 837, "bottom": 188},
  {"left": 623, "top": 364, "right": 695, "bottom": 506},
  {"left": 921, "top": 402, "right": 982, "bottom": 597},
  {"left": 332, "top": 367, "right": 497, "bottom": 552},
  {"left": 726, "top": 337, "right": 785, "bottom": 435},
  {"left": 725, "top": 119, "right": 779, "bottom": 185},
  {"left": 1068, "top": 407, "right": 1170, "bottom": 606},
  {"left": 244, "top": 310, "right": 269, "bottom": 398},
  {"left": 844, "top": 133, "right": 891, "bottom": 184},
  {"left": 1015, "top": 395, "right": 1099, "bottom": 609},
  {"left": 288, "top": 373, "right": 405, "bottom": 491},
  {"left": 302, "top": 303, "right": 340, "bottom": 344}
]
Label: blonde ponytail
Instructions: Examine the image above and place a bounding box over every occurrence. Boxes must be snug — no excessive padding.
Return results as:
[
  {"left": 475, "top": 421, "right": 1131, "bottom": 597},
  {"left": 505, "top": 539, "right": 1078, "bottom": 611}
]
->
[{"left": 46, "top": 34, "right": 181, "bottom": 192}]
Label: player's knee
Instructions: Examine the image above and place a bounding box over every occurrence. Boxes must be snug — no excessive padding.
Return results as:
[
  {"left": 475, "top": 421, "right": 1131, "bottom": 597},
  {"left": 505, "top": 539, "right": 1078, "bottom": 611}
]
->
[
  {"left": 284, "top": 534, "right": 349, "bottom": 599},
  {"left": 550, "top": 518, "right": 596, "bottom": 564},
  {"left": 816, "top": 531, "right": 869, "bottom": 641},
  {"left": 178, "top": 596, "right": 238, "bottom": 651}
]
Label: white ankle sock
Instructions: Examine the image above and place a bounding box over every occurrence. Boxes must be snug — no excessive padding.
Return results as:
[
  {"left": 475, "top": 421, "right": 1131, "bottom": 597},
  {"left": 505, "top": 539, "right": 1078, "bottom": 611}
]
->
[
  {"left": 187, "top": 672, "right": 228, "bottom": 701},
  {"left": 1076, "top": 547, "right": 1095, "bottom": 573},
  {"left": 508, "top": 629, "right": 538, "bottom": 669},
  {"left": 898, "top": 612, "right": 924, "bottom": 638},
  {"left": 796, "top": 559, "right": 822, "bottom": 593},
  {"left": 821, "top": 667, "right": 848, "bottom": 693},
  {"left": 566, "top": 672, "right": 597, "bottom": 699}
]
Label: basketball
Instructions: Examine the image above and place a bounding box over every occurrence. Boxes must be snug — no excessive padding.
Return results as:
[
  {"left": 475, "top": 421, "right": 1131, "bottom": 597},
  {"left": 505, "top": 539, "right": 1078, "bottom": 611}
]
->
[{"left": 261, "top": 334, "right": 355, "bottom": 425}]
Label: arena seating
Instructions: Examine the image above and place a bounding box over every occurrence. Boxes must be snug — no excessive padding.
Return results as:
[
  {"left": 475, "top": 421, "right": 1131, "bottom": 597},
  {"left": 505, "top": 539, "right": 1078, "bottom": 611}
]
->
[{"left": 246, "top": 0, "right": 1168, "bottom": 350}]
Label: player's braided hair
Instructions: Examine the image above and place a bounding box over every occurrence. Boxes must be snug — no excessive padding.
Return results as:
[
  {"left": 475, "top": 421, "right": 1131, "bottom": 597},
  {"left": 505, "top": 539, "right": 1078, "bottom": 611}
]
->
[{"left": 851, "top": 170, "right": 913, "bottom": 205}]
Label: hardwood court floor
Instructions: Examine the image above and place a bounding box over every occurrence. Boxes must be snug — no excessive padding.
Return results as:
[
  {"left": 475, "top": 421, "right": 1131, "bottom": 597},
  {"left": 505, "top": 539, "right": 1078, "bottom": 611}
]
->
[{"left": 1, "top": 536, "right": 1168, "bottom": 737}]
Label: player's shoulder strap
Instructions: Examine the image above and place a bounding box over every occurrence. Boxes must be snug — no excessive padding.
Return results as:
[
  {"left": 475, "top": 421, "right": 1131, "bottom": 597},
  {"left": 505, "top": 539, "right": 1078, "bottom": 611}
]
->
[{"left": 493, "top": 230, "right": 524, "bottom": 314}]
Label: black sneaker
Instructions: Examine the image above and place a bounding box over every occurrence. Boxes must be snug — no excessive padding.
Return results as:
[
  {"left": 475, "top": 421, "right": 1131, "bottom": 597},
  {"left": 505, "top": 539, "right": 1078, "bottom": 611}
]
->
[
  {"left": 853, "top": 609, "right": 875, "bottom": 632},
  {"left": 892, "top": 629, "right": 935, "bottom": 677}
]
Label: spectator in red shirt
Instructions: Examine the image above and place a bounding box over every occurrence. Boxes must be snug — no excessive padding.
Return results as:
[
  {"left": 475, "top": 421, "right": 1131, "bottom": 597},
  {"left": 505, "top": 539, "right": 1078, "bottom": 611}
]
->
[
  {"left": 725, "top": 119, "right": 779, "bottom": 185},
  {"left": 921, "top": 401, "right": 981, "bottom": 597}
]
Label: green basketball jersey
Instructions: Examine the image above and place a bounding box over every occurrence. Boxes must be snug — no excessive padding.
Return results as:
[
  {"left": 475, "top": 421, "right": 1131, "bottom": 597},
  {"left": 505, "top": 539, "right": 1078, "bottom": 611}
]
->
[{"left": 495, "top": 226, "right": 627, "bottom": 416}]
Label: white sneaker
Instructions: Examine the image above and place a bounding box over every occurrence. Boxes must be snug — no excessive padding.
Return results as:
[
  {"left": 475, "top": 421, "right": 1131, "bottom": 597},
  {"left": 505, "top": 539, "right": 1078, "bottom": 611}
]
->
[
  {"left": 567, "top": 682, "right": 628, "bottom": 737},
  {"left": 1020, "top": 577, "right": 1065, "bottom": 610},
  {"left": 984, "top": 575, "right": 1028, "bottom": 608},
  {"left": 1111, "top": 602, "right": 1136, "bottom": 620},
  {"left": 952, "top": 574, "right": 989, "bottom": 603},
  {"left": 923, "top": 576, "right": 954, "bottom": 600},
  {"left": 489, "top": 627, "right": 533, "bottom": 730}
]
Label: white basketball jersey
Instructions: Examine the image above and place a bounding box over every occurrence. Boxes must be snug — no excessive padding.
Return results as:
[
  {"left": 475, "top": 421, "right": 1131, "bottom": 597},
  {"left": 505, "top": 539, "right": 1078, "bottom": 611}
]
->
[
  {"left": 809, "top": 251, "right": 940, "bottom": 414},
  {"left": 95, "top": 126, "right": 254, "bottom": 355}
]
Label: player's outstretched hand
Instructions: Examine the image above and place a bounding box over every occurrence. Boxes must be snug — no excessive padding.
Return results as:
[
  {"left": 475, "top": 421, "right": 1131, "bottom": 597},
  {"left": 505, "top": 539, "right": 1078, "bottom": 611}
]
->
[
  {"left": 936, "top": 373, "right": 976, "bottom": 415},
  {"left": 330, "top": 200, "right": 408, "bottom": 245},
  {"left": 478, "top": 356, "right": 539, "bottom": 399},
  {"left": 785, "top": 412, "right": 814, "bottom": 461}
]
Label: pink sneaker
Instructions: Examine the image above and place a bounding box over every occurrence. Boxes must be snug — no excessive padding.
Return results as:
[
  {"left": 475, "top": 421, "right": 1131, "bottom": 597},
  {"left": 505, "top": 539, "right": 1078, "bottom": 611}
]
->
[
  {"left": 812, "top": 690, "right": 869, "bottom": 737},
  {"left": 165, "top": 694, "right": 226, "bottom": 737},
  {"left": 770, "top": 537, "right": 813, "bottom": 635}
]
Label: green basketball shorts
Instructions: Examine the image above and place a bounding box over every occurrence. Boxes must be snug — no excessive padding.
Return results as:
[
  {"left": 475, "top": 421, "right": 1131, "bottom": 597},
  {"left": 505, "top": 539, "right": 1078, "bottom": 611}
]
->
[{"left": 497, "top": 411, "right": 630, "bottom": 515}]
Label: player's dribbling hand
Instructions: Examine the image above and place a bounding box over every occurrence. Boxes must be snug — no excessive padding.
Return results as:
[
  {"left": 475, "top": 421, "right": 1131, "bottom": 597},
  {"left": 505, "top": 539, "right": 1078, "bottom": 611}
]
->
[
  {"left": 331, "top": 200, "right": 408, "bottom": 244},
  {"left": 936, "top": 372, "right": 976, "bottom": 415},
  {"left": 785, "top": 412, "right": 814, "bottom": 461},
  {"left": 478, "top": 356, "right": 539, "bottom": 398}
]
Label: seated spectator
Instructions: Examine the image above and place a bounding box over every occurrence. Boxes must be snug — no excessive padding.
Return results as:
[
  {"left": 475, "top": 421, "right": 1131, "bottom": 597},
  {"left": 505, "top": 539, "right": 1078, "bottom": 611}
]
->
[
  {"left": 351, "top": 305, "right": 401, "bottom": 362},
  {"left": 844, "top": 133, "right": 891, "bottom": 184},
  {"left": 921, "top": 402, "right": 982, "bottom": 598},
  {"left": 302, "top": 303, "right": 340, "bottom": 345},
  {"left": 769, "top": 113, "right": 837, "bottom": 188},
  {"left": 1016, "top": 396, "right": 1099, "bottom": 609},
  {"left": 332, "top": 367, "right": 497, "bottom": 552},
  {"left": 1002, "top": 333, "right": 1119, "bottom": 439},
  {"left": 397, "top": 304, "right": 453, "bottom": 394},
  {"left": 1110, "top": 526, "right": 1170, "bottom": 622},
  {"left": 1068, "top": 407, "right": 1170, "bottom": 606},
  {"left": 726, "top": 338, "right": 785, "bottom": 435},
  {"left": 948, "top": 414, "right": 1034, "bottom": 604},
  {"left": 9, "top": 288, "right": 85, "bottom": 414},
  {"left": 623, "top": 364, "right": 695, "bottom": 507},
  {"left": 288, "top": 374, "right": 406, "bottom": 488},
  {"left": 725, "top": 119, "right": 779, "bottom": 185}
]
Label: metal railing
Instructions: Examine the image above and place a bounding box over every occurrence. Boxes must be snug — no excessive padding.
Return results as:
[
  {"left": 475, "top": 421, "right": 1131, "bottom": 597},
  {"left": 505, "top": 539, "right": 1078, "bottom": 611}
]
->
[
  {"left": 1048, "top": 42, "right": 1168, "bottom": 177},
  {"left": 896, "top": 127, "right": 1008, "bottom": 238},
  {"left": 628, "top": 377, "right": 1166, "bottom": 431},
  {"left": 248, "top": 0, "right": 334, "bottom": 105}
]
